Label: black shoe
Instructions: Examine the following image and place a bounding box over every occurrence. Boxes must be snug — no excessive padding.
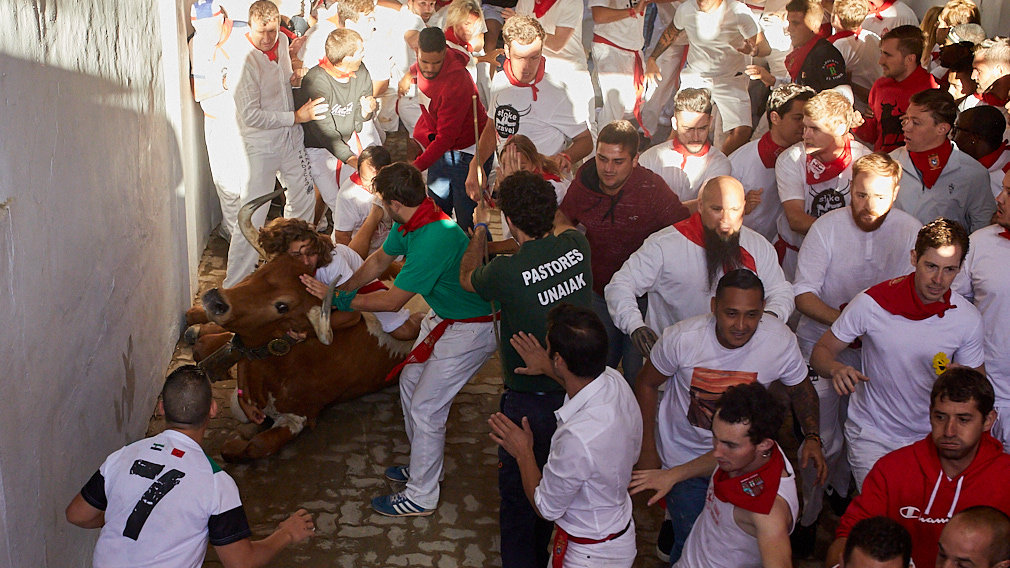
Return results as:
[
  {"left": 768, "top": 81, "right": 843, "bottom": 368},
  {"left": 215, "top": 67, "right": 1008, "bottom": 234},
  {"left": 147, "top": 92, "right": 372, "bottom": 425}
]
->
[
  {"left": 790, "top": 522, "right": 817, "bottom": 559},
  {"left": 656, "top": 519, "right": 674, "bottom": 562},
  {"left": 826, "top": 486, "right": 853, "bottom": 517}
]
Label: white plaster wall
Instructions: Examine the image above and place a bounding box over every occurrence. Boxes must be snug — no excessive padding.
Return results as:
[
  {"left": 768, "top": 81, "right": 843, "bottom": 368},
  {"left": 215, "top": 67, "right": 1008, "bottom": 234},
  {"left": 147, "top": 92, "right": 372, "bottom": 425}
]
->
[{"left": 0, "top": 0, "right": 216, "bottom": 565}]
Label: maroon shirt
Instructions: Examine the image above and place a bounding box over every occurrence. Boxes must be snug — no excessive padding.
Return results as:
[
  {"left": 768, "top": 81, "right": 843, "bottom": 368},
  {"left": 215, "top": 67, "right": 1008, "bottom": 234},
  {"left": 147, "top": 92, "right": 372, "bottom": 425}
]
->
[{"left": 560, "top": 161, "right": 689, "bottom": 295}]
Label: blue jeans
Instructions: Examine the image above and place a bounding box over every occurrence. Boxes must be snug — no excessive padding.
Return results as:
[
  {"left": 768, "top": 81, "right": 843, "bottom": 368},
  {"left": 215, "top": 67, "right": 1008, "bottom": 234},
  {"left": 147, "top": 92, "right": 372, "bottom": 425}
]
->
[
  {"left": 427, "top": 150, "right": 489, "bottom": 232},
  {"left": 591, "top": 292, "right": 647, "bottom": 386},
  {"left": 498, "top": 389, "right": 566, "bottom": 568},
  {"left": 664, "top": 476, "right": 710, "bottom": 565}
]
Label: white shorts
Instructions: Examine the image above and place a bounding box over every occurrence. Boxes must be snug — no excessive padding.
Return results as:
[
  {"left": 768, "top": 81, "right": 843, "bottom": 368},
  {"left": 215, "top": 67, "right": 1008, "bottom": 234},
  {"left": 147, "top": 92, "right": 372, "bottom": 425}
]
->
[
  {"left": 845, "top": 420, "right": 915, "bottom": 491},
  {"left": 679, "top": 72, "right": 751, "bottom": 132}
]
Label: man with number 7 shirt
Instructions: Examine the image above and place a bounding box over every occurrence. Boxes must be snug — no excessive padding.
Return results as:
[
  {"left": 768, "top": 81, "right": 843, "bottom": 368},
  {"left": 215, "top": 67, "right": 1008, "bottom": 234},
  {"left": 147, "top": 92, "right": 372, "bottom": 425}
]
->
[{"left": 65, "top": 365, "right": 315, "bottom": 567}]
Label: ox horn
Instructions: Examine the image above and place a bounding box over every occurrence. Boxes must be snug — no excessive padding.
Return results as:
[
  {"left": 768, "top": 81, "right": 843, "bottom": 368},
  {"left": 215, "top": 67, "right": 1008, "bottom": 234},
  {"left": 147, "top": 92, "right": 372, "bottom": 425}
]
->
[
  {"left": 237, "top": 189, "right": 284, "bottom": 259},
  {"left": 307, "top": 273, "right": 341, "bottom": 346}
]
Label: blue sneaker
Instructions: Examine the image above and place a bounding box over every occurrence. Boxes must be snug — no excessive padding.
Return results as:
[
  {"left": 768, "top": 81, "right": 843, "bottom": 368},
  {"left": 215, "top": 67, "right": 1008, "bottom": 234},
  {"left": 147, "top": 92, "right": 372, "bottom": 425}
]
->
[
  {"left": 384, "top": 465, "right": 409, "bottom": 483},
  {"left": 371, "top": 491, "right": 434, "bottom": 517}
]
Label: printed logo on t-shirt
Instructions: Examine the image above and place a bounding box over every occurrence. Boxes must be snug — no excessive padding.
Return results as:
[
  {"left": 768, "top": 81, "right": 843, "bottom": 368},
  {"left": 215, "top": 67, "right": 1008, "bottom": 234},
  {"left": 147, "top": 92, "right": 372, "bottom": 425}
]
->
[
  {"left": 688, "top": 367, "right": 759, "bottom": 430},
  {"left": 932, "top": 352, "right": 950, "bottom": 375},
  {"left": 495, "top": 104, "right": 530, "bottom": 138},
  {"left": 807, "top": 180, "right": 851, "bottom": 217},
  {"left": 879, "top": 102, "right": 904, "bottom": 149},
  {"left": 331, "top": 102, "right": 354, "bottom": 117}
]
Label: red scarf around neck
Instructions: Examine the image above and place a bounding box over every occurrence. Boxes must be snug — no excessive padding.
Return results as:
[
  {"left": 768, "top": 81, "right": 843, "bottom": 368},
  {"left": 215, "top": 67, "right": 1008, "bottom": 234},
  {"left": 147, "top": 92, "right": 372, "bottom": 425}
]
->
[
  {"left": 533, "top": 0, "right": 561, "bottom": 18},
  {"left": 806, "top": 138, "right": 852, "bottom": 184},
  {"left": 980, "top": 90, "right": 1010, "bottom": 107},
  {"left": 504, "top": 56, "right": 546, "bottom": 101},
  {"left": 978, "top": 143, "right": 1009, "bottom": 169},
  {"left": 674, "top": 213, "right": 757, "bottom": 272},
  {"left": 397, "top": 197, "right": 451, "bottom": 235},
  {"left": 908, "top": 140, "right": 953, "bottom": 189},
  {"left": 349, "top": 172, "right": 363, "bottom": 187},
  {"left": 712, "top": 444, "right": 785, "bottom": 515},
  {"left": 318, "top": 57, "right": 355, "bottom": 80},
  {"left": 757, "top": 131, "right": 787, "bottom": 169},
  {"left": 444, "top": 26, "right": 473, "bottom": 53},
  {"left": 247, "top": 33, "right": 278, "bottom": 62},
  {"left": 541, "top": 171, "right": 561, "bottom": 182},
  {"left": 785, "top": 34, "right": 820, "bottom": 81},
  {"left": 865, "top": 273, "right": 956, "bottom": 320},
  {"left": 998, "top": 226, "right": 1010, "bottom": 241},
  {"left": 869, "top": 0, "right": 895, "bottom": 19},
  {"left": 827, "top": 28, "right": 859, "bottom": 43},
  {"left": 671, "top": 136, "right": 711, "bottom": 170}
]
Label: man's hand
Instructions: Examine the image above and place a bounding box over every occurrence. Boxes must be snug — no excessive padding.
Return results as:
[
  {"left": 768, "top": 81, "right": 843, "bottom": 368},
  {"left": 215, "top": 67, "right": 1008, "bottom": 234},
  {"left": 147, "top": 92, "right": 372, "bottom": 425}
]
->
[
  {"left": 510, "top": 332, "right": 553, "bottom": 377},
  {"left": 360, "top": 95, "right": 377, "bottom": 117},
  {"left": 278, "top": 509, "right": 315, "bottom": 544},
  {"left": 734, "top": 36, "right": 758, "bottom": 55},
  {"left": 477, "top": 48, "right": 505, "bottom": 66},
  {"left": 497, "top": 144, "right": 524, "bottom": 179},
  {"left": 631, "top": 326, "right": 659, "bottom": 358},
  {"left": 629, "top": 468, "right": 678, "bottom": 506},
  {"left": 237, "top": 390, "right": 266, "bottom": 424},
  {"left": 548, "top": 152, "right": 573, "bottom": 176},
  {"left": 288, "top": 35, "right": 307, "bottom": 61},
  {"left": 295, "top": 97, "right": 328, "bottom": 123},
  {"left": 745, "top": 64, "right": 775, "bottom": 87},
  {"left": 635, "top": 0, "right": 654, "bottom": 15},
  {"left": 290, "top": 66, "right": 308, "bottom": 87},
  {"left": 501, "top": 7, "right": 517, "bottom": 18},
  {"left": 744, "top": 188, "right": 763, "bottom": 215},
  {"left": 466, "top": 162, "right": 486, "bottom": 202},
  {"left": 488, "top": 412, "right": 535, "bottom": 460},
  {"left": 397, "top": 71, "right": 415, "bottom": 96},
  {"left": 300, "top": 274, "right": 329, "bottom": 300},
  {"left": 800, "top": 440, "right": 828, "bottom": 486},
  {"left": 831, "top": 365, "right": 870, "bottom": 395},
  {"left": 472, "top": 200, "right": 492, "bottom": 226},
  {"left": 645, "top": 57, "right": 662, "bottom": 85}
]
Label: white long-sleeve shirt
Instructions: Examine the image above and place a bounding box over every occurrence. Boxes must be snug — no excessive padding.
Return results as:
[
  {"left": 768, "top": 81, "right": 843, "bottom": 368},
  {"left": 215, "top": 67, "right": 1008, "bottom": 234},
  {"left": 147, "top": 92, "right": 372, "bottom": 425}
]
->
[
  {"left": 232, "top": 33, "right": 299, "bottom": 141},
  {"left": 604, "top": 223, "right": 794, "bottom": 335}
]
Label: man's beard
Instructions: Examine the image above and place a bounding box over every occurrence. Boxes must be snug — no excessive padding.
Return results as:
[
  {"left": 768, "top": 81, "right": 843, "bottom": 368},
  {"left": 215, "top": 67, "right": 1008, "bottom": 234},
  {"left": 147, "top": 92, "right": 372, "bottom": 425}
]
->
[
  {"left": 704, "top": 225, "right": 743, "bottom": 287},
  {"left": 852, "top": 208, "right": 889, "bottom": 232}
]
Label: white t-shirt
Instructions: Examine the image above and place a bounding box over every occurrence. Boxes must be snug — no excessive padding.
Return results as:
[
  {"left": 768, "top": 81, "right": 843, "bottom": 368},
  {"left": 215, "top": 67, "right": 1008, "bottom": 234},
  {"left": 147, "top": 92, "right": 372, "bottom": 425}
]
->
[
  {"left": 333, "top": 179, "right": 391, "bottom": 256},
  {"left": 775, "top": 139, "right": 872, "bottom": 249},
  {"left": 88, "top": 430, "right": 247, "bottom": 568},
  {"left": 674, "top": 0, "right": 761, "bottom": 79},
  {"left": 346, "top": 12, "right": 393, "bottom": 83},
  {"left": 860, "top": 0, "right": 918, "bottom": 38},
  {"left": 316, "top": 245, "right": 410, "bottom": 332},
  {"left": 298, "top": 19, "right": 335, "bottom": 67},
  {"left": 487, "top": 68, "right": 590, "bottom": 155},
  {"left": 832, "top": 288, "right": 985, "bottom": 444},
  {"left": 517, "top": 0, "right": 587, "bottom": 68},
  {"left": 675, "top": 448, "right": 799, "bottom": 568},
  {"left": 730, "top": 138, "right": 781, "bottom": 242},
  {"left": 638, "top": 141, "right": 730, "bottom": 201},
  {"left": 605, "top": 223, "right": 794, "bottom": 335},
  {"left": 587, "top": 0, "right": 643, "bottom": 51},
  {"left": 792, "top": 207, "right": 921, "bottom": 356},
  {"left": 831, "top": 30, "right": 882, "bottom": 91},
  {"left": 649, "top": 313, "right": 808, "bottom": 467},
  {"left": 534, "top": 367, "right": 642, "bottom": 538},
  {"left": 953, "top": 224, "right": 1010, "bottom": 405}
]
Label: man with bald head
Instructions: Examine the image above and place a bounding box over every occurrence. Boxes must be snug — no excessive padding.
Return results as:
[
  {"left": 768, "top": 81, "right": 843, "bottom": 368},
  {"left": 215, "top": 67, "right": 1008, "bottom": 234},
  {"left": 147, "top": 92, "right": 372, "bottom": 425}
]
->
[
  {"left": 606, "top": 175, "right": 795, "bottom": 363},
  {"left": 937, "top": 507, "right": 1010, "bottom": 568}
]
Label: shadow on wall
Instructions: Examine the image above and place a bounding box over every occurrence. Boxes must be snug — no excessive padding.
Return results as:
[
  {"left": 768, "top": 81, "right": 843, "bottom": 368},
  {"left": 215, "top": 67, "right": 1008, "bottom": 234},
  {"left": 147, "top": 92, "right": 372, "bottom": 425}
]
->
[{"left": 0, "top": 51, "right": 188, "bottom": 568}]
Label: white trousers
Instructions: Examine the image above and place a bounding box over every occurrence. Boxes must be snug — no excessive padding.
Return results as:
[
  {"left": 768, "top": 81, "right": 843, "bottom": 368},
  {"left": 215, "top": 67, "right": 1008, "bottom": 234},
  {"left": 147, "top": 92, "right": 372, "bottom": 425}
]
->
[
  {"left": 556, "top": 521, "right": 636, "bottom": 568},
  {"left": 401, "top": 311, "right": 496, "bottom": 508},
  {"left": 592, "top": 43, "right": 641, "bottom": 132},
  {"left": 203, "top": 114, "right": 246, "bottom": 241},
  {"left": 990, "top": 405, "right": 1010, "bottom": 452},
  {"left": 679, "top": 72, "right": 751, "bottom": 132},
  {"left": 224, "top": 127, "right": 315, "bottom": 287},
  {"left": 640, "top": 45, "right": 685, "bottom": 135},
  {"left": 845, "top": 421, "right": 914, "bottom": 492}
]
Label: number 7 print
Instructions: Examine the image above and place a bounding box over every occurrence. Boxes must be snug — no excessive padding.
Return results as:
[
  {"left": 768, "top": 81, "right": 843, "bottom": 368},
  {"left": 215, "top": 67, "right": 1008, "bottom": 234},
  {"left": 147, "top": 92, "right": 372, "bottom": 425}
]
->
[{"left": 124, "top": 459, "right": 186, "bottom": 540}]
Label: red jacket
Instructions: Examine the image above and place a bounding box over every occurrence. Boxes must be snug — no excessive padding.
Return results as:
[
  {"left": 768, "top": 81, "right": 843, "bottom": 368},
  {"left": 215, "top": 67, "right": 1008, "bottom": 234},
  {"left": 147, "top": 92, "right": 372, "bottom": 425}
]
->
[
  {"left": 411, "top": 48, "right": 487, "bottom": 171},
  {"left": 836, "top": 433, "right": 1010, "bottom": 568}
]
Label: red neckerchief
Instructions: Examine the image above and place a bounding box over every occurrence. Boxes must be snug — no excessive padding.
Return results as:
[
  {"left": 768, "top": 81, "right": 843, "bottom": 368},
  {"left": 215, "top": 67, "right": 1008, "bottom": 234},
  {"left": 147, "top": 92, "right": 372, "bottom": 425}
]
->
[
  {"left": 757, "top": 131, "right": 787, "bottom": 169},
  {"left": 979, "top": 143, "right": 1009, "bottom": 169},
  {"left": 785, "top": 34, "right": 821, "bottom": 81},
  {"left": 909, "top": 140, "right": 953, "bottom": 189},
  {"left": 674, "top": 213, "right": 757, "bottom": 272},
  {"left": 980, "top": 90, "right": 1010, "bottom": 107},
  {"left": 827, "top": 28, "right": 859, "bottom": 42},
  {"left": 866, "top": 273, "right": 956, "bottom": 320},
  {"left": 541, "top": 171, "right": 561, "bottom": 182},
  {"left": 997, "top": 227, "right": 1010, "bottom": 241},
  {"left": 671, "top": 136, "right": 711, "bottom": 170},
  {"left": 504, "top": 56, "right": 546, "bottom": 101},
  {"left": 712, "top": 444, "right": 785, "bottom": 515},
  {"left": 534, "top": 0, "right": 561, "bottom": 18},
  {"left": 319, "top": 57, "right": 355, "bottom": 79},
  {"left": 279, "top": 26, "right": 296, "bottom": 40},
  {"left": 806, "top": 138, "right": 852, "bottom": 184},
  {"left": 349, "top": 172, "right": 363, "bottom": 187},
  {"left": 818, "top": 22, "right": 832, "bottom": 37},
  {"left": 592, "top": 34, "right": 650, "bottom": 137},
  {"left": 246, "top": 33, "right": 278, "bottom": 62},
  {"left": 396, "top": 197, "right": 450, "bottom": 235},
  {"left": 869, "top": 0, "right": 895, "bottom": 20},
  {"left": 444, "top": 26, "right": 473, "bottom": 53}
]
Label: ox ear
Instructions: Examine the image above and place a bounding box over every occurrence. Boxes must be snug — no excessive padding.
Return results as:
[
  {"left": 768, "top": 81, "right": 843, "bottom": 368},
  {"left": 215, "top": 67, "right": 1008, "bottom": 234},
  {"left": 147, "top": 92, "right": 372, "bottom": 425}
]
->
[{"left": 307, "top": 274, "right": 340, "bottom": 345}]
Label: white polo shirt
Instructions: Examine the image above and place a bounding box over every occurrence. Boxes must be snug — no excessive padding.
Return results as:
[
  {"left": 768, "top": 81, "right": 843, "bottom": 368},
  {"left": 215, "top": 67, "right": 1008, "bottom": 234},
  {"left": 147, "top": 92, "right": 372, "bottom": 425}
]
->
[
  {"left": 649, "top": 313, "right": 808, "bottom": 467},
  {"left": 534, "top": 367, "right": 643, "bottom": 538},
  {"left": 793, "top": 207, "right": 921, "bottom": 356},
  {"left": 638, "top": 141, "right": 731, "bottom": 201},
  {"left": 832, "top": 288, "right": 985, "bottom": 445}
]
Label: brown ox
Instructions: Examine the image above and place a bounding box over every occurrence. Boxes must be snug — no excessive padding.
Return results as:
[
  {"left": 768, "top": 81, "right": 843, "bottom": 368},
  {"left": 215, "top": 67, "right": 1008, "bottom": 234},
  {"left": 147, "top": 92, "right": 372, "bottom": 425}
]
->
[{"left": 187, "top": 194, "right": 414, "bottom": 462}]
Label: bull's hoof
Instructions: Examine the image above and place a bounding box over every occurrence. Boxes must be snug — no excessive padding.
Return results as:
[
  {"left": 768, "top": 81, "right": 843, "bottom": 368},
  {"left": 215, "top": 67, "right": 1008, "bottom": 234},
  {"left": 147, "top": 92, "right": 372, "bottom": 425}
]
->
[
  {"left": 221, "top": 438, "right": 254, "bottom": 463},
  {"left": 183, "top": 325, "right": 201, "bottom": 346}
]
